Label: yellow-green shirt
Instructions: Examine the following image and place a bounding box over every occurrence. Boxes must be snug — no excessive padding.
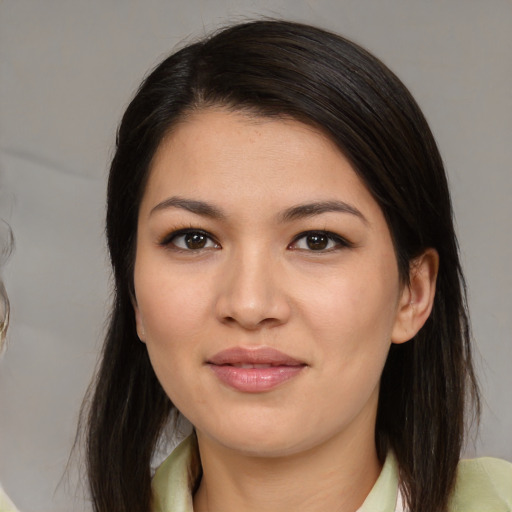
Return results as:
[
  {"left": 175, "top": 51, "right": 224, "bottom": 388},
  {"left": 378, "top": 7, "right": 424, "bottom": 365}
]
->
[
  {"left": 153, "top": 436, "right": 512, "bottom": 512},
  {"left": 0, "top": 485, "right": 18, "bottom": 512}
]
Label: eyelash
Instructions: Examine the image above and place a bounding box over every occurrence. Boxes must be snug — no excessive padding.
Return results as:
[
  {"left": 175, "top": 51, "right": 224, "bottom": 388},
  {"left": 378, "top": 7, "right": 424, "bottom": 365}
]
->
[
  {"left": 288, "top": 230, "right": 354, "bottom": 252},
  {"left": 159, "top": 228, "right": 353, "bottom": 253},
  {"left": 159, "top": 228, "right": 220, "bottom": 252}
]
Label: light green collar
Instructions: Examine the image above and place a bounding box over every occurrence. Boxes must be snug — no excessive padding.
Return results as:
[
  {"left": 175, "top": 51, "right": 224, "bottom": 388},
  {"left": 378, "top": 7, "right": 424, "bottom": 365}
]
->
[{"left": 152, "top": 435, "right": 399, "bottom": 512}]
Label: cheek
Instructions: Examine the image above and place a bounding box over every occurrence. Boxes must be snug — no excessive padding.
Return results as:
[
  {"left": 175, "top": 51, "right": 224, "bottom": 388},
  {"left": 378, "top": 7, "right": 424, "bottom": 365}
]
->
[
  {"left": 298, "top": 256, "right": 400, "bottom": 377},
  {"left": 302, "top": 280, "right": 397, "bottom": 431},
  {"left": 135, "top": 262, "right": 212, "bottom": 341},
  {"left": 299, "top": 258, "right": 399, "bottom": 338},
  {"left": 133, "top": 263, "right": 214, "bottom": 396},
  {"left": 138, "top": 286, "right": 209, "bottom": 412}
]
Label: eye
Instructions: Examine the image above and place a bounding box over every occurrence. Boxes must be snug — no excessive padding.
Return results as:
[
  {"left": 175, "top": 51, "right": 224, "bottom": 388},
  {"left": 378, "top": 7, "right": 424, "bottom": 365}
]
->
[
  {"left": 289, "top": 231, "right": 351, "bottom": 252},
  {"left": 161, "top": 229, "right": 220, "bottom": 251}
]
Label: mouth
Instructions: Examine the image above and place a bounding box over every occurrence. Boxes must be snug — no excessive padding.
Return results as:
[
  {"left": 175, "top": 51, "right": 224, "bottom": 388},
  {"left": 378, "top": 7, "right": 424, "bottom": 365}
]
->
[
  {"left": 206, "top": 347, "right": 307, "bottom": 393},
  {"left": 223, "top": 363, "right": 294, "bottom": 368},
  {"left": 207, "top": 346, "right": 305, "bottom": 366}
]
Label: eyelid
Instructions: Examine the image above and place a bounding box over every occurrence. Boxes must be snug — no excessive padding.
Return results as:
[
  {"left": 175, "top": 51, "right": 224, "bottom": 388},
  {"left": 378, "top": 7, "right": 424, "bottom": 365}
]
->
[
  {"left": 159, "top": 228, "right": 220, "bottom": 250},
  {"left": 158, "top": 227, "right": 352, "bottom": 252},
  {"left": 288, "top": 230, "right": 354, "bottom": 251}
]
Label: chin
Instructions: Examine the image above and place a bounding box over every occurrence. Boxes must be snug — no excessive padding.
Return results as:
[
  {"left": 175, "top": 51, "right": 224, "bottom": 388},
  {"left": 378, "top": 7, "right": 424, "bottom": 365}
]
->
[
  {"left": 199, "top": 420, "right": 320, "bottom": 458},
  {"left": 224, "top": 437, "right": 306, "bottom": 458}
]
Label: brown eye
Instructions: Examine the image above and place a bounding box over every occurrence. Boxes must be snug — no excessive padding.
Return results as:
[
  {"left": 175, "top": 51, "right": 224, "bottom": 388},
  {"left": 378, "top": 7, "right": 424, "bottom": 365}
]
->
[
  {"left": 306, "top": 233, "right": 329, "bottom": 250},
  {"left": 289, "top": 230, "right": 352, "bottom": 252},
  {"left": 164, "top": 230, "right": 219, "bottom": 251},
  {"left": 184, "top": 232, "right": 208, "bottom": 249}
]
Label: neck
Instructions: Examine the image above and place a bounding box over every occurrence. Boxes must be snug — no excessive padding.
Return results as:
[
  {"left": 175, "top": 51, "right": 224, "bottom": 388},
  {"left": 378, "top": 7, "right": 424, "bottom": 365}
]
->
[{"left": 193, "top": 416, "right": 381, "bottom": 512}]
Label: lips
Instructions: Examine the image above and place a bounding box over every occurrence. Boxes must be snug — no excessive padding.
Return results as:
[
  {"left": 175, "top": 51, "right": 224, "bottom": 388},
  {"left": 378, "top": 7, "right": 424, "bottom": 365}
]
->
[{"left": 207, "top": 347, "right": 306, "bottom": 393}]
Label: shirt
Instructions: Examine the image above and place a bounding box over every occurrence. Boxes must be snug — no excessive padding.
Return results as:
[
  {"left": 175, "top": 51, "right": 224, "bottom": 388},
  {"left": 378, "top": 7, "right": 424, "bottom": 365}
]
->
[
  {"left": 152, "top": 436, "right": 512, "bottom": 512},
  {"left": 0, "top": 485, "right": 18, "bottom": 512}
]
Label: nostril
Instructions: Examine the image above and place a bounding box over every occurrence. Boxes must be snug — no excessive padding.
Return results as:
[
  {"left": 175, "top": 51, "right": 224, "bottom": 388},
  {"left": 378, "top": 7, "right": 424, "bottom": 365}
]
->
[
  {"left": 221, "top": 314, "right": 283, "bottom": 330},
  {"left": 214, "top": 272, "right": 291, "bottom": 329}
]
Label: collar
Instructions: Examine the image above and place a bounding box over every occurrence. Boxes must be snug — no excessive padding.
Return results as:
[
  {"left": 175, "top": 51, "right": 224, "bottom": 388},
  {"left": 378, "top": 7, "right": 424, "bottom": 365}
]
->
[{"left": 152, "top": 435, "right": 400, "bottom": 512}]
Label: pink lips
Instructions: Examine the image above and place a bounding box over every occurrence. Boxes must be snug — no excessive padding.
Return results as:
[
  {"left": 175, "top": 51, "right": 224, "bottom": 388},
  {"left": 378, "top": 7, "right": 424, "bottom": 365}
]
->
[{"left": 207, "top": 347, "right": 306, "bottom": 393}]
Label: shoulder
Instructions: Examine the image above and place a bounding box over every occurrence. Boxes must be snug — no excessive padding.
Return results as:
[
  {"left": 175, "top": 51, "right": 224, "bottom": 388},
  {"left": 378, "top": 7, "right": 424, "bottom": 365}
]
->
[
  {"left": 0, "top": 484, "right": 19, "bottom": 512},
  {"left": 449, "top": 457, "right": 512, "bottom": 511}
]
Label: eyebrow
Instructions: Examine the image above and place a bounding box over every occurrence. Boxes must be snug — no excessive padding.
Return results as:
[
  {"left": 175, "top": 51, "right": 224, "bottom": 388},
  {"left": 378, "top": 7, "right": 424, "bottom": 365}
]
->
[
  {"left": 150, "top": 196, "right": 367, "bottom": 224},
  {"left": 279, "top": 201, "right": 368, "bottom": 224},
  {"left": 150, "top": 196, "right": 225, "bottom": 219}
]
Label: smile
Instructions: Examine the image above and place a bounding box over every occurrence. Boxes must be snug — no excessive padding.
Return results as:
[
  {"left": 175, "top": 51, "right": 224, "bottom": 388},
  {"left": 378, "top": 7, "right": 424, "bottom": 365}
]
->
[{"left": 207, "top": 347, "right": 307, "bottom": 393}]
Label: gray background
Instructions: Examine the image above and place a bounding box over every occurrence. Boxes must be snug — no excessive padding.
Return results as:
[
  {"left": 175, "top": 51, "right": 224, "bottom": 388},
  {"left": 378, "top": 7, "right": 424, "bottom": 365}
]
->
[{"left": 0, "top": 1, "right": 510, "bottom": 511}]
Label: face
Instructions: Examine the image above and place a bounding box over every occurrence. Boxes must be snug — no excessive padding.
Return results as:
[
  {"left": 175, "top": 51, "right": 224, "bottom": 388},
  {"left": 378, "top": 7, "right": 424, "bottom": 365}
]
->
[{"left": 133, "top": 109, "right": 407, "bottom": 457}]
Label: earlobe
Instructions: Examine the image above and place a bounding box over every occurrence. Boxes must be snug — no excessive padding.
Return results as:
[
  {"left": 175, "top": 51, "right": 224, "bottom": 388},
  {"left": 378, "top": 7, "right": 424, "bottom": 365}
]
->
[
  {"left": 132, "top": 296, "right": 146, "bottom": 343},
  {"left": 391, "top": 248, "right": 439, "bottom": 344}
]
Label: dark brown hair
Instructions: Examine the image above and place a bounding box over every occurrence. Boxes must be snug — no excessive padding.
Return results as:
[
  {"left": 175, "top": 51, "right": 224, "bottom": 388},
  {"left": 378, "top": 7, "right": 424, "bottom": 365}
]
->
[{"left": 82, "top": 20, "right": 479, "bottom": 512}]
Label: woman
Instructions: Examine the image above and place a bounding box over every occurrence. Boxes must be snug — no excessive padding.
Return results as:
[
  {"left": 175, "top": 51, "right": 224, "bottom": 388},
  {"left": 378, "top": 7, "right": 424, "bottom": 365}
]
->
[
  {"left": 0, "top": 222, "right": 18, "bottom": 512},
  {"left": 82, "top": 20, "right": 512, "bottom": 512}
]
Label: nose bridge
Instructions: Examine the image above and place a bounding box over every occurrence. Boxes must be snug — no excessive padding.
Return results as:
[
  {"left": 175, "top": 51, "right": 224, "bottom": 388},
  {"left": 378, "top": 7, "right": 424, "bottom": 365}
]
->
[{"left": 216, "top": 242, "right": 289, "bottom": 329}]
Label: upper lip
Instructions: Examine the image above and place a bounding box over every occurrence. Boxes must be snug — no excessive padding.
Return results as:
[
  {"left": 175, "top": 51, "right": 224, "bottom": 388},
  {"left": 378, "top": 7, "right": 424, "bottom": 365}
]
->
[{"left": 207, "top": 347, "right": 305, "bottom": 366}]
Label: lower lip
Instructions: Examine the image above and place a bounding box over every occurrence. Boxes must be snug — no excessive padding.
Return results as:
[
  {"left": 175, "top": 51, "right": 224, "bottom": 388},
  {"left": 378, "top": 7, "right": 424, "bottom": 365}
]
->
[{"left": 208, "top": 364, "right": 305, "bottom": 393}]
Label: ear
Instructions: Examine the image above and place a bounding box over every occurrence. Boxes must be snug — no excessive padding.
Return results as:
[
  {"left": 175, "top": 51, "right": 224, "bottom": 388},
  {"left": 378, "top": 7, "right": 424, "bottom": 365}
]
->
[
  {"left": 391, "top": 248, "right": 439, "bottom": 344},
  {"left": 131, "top": 293, "right": 146, "bottom": 343}
]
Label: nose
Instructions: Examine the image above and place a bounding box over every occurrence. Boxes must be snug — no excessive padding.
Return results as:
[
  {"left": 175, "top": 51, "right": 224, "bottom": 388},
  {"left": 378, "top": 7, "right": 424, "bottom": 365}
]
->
[{"left": 215, "top": 248, "right": 291, "bottom": 330}]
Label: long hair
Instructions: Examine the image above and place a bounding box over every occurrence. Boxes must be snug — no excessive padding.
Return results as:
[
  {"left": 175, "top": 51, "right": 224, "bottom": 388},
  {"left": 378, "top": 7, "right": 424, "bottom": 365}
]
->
[{"left": 83, "top": 20, "right": 480, "bottom": 512}]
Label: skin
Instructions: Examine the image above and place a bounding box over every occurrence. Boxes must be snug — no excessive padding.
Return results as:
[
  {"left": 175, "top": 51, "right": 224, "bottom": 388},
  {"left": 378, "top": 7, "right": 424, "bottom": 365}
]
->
[{"left": 133, "top": 109, "right": 438, "bottom": 512}]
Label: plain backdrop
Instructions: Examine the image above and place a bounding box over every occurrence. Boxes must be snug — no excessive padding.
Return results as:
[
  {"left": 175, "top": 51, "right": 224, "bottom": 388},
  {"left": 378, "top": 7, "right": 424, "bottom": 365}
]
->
[{"left": 0, "top": 1, "right": 511, "bottom": 511}]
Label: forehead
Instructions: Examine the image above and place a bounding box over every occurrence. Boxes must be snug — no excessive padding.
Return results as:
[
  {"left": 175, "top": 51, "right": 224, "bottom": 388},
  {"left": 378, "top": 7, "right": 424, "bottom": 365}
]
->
[
  {"left": 155, "top": 108, "right": 340, "bottom": 171},
  {"left": 141, "top": 108, "right": 381, "bottom": 222}
]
